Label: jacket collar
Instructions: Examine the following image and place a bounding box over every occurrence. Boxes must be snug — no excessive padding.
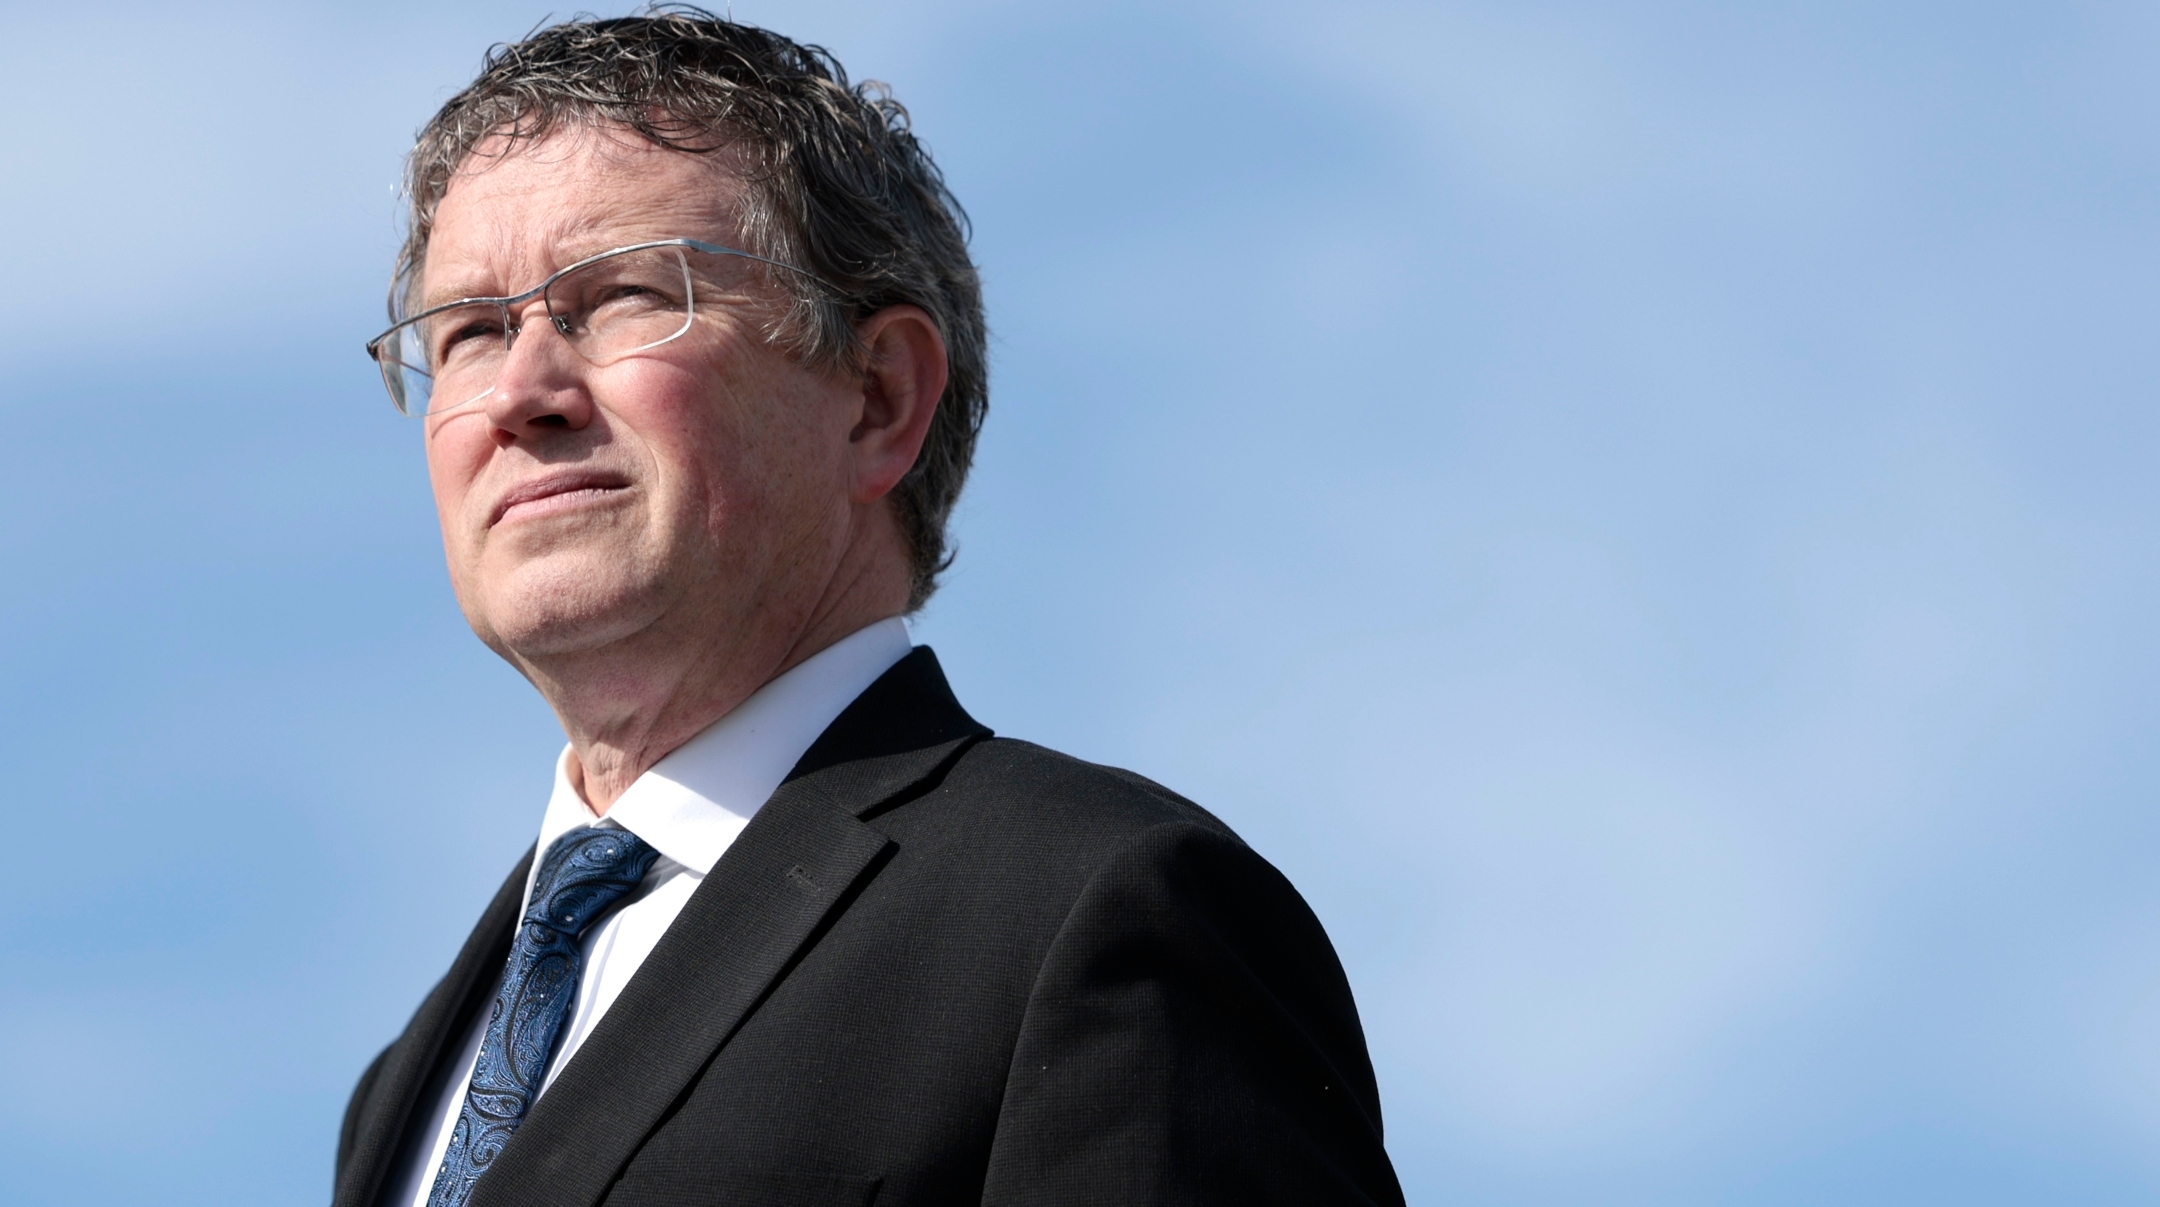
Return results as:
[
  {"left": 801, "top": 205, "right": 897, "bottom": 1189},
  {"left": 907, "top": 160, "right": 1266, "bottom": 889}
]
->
[{"left": 784, "top": 643, "right": 994, "bottom": 817}]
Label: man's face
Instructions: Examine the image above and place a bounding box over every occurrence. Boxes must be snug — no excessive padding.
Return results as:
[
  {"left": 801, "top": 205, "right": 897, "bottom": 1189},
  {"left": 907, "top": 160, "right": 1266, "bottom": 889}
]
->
[{"left": 420, "top": 128, "right": 860, "bottom": 669}]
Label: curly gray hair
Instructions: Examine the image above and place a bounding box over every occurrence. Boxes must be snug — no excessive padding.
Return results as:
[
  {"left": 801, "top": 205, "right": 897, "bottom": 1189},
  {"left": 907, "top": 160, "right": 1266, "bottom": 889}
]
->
[{"left": 396, "top": 6, "right": 987, "bottom": 609}]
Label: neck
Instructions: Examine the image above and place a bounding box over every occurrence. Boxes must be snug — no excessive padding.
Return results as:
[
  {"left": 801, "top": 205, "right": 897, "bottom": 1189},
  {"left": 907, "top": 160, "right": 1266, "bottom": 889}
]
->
[{"left": 519, "top": 526, "right": 911, "bottom": 814}]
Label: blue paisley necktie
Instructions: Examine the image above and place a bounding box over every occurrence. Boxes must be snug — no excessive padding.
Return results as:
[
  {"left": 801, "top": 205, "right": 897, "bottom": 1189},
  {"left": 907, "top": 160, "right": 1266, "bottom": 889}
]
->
[{"left": 425, "top": 825, "right": 661, "bottom": 1207}]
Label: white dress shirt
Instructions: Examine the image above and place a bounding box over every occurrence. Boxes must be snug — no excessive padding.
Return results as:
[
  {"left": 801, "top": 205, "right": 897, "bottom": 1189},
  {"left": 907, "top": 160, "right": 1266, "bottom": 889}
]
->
[{"left": 385, "top": 618, "right": 914, "bottom": 1207}]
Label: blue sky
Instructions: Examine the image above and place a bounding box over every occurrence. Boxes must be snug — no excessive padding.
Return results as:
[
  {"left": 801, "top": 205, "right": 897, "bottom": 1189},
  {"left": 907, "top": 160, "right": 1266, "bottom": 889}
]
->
[{"left": 2, "top": 2, "right": 2157, "bottom": 1203}]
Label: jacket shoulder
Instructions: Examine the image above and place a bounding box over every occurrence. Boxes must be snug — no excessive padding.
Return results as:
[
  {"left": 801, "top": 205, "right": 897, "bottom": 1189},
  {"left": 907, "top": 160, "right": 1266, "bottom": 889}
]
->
[
  {"left": 937, "top": 735, "right": 1237, "bottom": 842},
  {"left": 857, "top": 734, "right": 1257, "bottom": 940}
]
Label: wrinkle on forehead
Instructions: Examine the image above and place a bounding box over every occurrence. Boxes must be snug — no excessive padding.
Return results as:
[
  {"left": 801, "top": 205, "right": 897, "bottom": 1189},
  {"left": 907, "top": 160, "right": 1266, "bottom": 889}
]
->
[{"left": 420, "top": 122, "right": 755, "bottom": 312}]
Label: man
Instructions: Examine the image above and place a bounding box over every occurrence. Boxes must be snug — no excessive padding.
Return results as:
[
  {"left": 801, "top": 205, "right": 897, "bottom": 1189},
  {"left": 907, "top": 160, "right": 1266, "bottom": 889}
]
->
[{"left": 336, "top": 11, "right": 1404, "bottom": 1207}]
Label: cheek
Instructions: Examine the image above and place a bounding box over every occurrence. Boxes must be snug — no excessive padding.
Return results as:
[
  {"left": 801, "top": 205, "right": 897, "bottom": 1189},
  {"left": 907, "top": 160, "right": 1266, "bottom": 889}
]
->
[
  {"left": 423, "top": 420, "right": 494, "bottom": 544},
  {"left": 624, "top": 351, "right": 842, "bottom": 531},
  {"left": 708, "top": 391, "right": 852, "bottom": 549}
]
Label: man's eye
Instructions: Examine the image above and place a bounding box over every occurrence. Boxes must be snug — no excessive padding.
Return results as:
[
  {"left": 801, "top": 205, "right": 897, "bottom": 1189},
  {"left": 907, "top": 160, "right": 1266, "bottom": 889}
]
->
[
  {"left": 436, "top": 319, "right": 502, "bottom": 361},
  {"left": 593, "top": 283, "right": 670, "bottom": 308}
]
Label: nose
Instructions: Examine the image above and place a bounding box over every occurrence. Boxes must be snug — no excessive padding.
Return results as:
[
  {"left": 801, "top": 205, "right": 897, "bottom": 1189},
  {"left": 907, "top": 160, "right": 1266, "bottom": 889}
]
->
[{"left": 482, "top": 297, "right": 597, "bottom": 441}]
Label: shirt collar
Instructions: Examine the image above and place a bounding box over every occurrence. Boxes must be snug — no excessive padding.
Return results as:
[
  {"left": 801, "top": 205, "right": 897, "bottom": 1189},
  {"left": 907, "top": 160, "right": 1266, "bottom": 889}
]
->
[{"left": 534, "top": 617, "right": 914, "bottom": 876}]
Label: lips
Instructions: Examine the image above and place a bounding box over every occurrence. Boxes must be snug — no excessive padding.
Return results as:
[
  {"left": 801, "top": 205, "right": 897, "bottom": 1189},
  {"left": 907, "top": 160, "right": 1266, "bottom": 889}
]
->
[{"left": 489, "top": 470, "right": 632, "bottom": 526}]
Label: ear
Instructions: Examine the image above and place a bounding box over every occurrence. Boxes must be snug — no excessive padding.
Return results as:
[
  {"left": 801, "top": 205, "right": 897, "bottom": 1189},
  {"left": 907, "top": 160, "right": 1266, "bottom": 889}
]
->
[{"left": 846, "top": 304, "right": 948, "bottom": 505}]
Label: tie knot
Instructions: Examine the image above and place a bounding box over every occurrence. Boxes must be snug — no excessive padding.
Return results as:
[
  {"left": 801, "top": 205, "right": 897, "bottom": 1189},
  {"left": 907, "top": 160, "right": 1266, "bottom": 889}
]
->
[{"left": 523, "top": 826, "right": 661, "bottom": 938}]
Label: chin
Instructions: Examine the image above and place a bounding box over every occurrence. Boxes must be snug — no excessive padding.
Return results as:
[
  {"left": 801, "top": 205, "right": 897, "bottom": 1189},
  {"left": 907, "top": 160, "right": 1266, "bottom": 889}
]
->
[{"left": 469, "top": 557, "right": 668, "bottom": 657}]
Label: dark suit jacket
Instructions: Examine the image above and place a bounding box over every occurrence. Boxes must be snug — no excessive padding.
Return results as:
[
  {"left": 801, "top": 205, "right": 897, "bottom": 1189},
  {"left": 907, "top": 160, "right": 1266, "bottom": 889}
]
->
[{"left": 335, "top": 648, "right": 1404, "bottom": 1207}]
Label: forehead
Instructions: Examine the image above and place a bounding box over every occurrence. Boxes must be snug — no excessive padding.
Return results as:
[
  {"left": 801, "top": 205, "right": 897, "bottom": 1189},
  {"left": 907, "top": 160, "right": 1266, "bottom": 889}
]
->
[{"left": 422, "top": 125, "right": 751, "bottom": 303}]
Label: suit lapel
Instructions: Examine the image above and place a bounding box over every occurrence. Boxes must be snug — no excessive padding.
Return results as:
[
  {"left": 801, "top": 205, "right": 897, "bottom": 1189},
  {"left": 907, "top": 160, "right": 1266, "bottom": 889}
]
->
[
  {"left": 334, "top": 850, "right": 533, "bottom": 1207},
  {"left": 469, "top": 647, "right": 988, "bottom": 1207}
]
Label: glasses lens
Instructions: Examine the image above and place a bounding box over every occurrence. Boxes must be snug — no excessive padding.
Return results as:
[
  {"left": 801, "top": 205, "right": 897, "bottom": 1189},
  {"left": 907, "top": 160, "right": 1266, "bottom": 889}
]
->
[
  {"left": 374, "top": 322, "right": 433, "bottom": 416},
  {"left": 417, "top": 301, "right": 511, "bottom": 416},
  {"left": 375, "top": 302, "right": 511, "bottom": 417},
  {"left": 545, "top": 247, "right": 696, "bottom": 363}
]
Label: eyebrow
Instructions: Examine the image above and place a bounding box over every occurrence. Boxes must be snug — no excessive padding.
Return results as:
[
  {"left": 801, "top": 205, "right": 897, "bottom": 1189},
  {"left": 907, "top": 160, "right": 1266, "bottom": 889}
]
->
[
  {"left": 415, "top": 284, "right": 496, "bottom": 313},
  {"left": 411, "top": 264, "right": 523, "bottom": 313}
]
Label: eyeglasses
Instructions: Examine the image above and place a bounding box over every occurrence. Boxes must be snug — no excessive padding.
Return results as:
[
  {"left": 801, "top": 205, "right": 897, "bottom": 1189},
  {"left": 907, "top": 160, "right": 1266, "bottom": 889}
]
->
[{"left": 364, "top": 238, "right": 826, "bottom": 417}]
